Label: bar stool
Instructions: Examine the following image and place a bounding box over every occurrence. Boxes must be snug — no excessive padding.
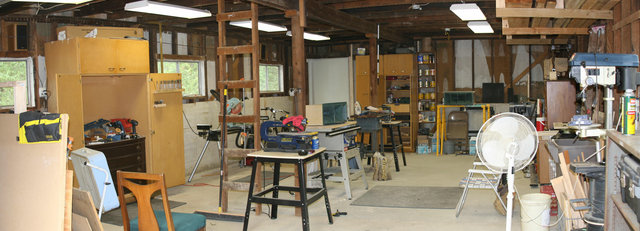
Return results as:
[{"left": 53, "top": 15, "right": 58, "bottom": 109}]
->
[{"left": 382, "top": 121, "right": 406, "bottom": 171}]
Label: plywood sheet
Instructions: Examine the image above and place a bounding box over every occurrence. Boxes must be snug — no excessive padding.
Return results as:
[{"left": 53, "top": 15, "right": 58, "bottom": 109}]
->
[
  {"left": 0, "top": 114, "right": 69, "bottom": 231},
  {"left": 72, "top": 188, "right": 103, "bottom": 231}
]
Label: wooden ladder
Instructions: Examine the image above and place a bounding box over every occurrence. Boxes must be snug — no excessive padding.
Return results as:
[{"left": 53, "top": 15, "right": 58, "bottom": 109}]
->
[{"left": 217, "top": 0, "right": 262, "bottom": 213}]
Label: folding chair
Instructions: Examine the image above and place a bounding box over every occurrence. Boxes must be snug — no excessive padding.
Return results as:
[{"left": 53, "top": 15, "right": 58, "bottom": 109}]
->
[{"left": 455, "top": 162, "right": 506, "bottom": 217}]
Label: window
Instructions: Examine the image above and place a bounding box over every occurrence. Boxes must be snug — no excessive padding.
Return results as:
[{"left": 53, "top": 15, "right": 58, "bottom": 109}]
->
[
  {"left": 259, "top": 64, "right": 283, "bottom": 93},
  {"left": 0, "top": 58, "right": 34, "bottom": 108},
  {"left": 158, "top": 60, "right": 205, "bottom": 96}
]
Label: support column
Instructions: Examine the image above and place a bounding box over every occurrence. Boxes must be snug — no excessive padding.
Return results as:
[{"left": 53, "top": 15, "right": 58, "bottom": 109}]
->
[
  {"left": 366, "top": 34, "right": 377, "bottom": 106},
  {"left": 287, "top": 10, "right": 307, "bottom": 116}
]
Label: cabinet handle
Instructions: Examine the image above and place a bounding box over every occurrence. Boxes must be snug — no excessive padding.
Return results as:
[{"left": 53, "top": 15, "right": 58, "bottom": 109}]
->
[
  {"left": 108, "top": 67, "right": 115, "bottom": 71},
  {"left": 119, "top": 67, "right": 126, "bottom": 71}
]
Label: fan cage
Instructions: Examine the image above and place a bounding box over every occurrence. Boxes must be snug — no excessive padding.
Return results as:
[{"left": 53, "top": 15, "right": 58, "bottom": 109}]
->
[{"left": 476, "top": 112, "right": 538, "bottom": 173}]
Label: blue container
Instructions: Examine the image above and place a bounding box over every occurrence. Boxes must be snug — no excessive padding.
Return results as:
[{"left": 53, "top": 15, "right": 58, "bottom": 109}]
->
[{"left": 312, "top": 136, "right": 319, "bottom": 150}]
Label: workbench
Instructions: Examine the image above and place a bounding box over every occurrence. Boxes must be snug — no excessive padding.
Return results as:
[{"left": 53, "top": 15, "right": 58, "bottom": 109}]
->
[
  {"left": 605, "top": 130, "right": 640, "bottom": 231},
  {"left": 243, "top": 148, "right": 333, "bottom": 231},
  {"left": 306, "top": 121, "right": 368, "bottom": 199}
]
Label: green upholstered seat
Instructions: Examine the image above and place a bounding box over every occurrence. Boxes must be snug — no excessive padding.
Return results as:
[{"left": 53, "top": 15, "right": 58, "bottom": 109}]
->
[{"left": 130, "top": 210, "right": 206, "bottom": 231}]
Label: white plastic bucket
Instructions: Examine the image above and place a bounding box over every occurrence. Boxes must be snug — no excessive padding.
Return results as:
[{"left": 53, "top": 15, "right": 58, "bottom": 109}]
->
[{"left": 521, "top": 193, "right": 551, "bottom": 231}]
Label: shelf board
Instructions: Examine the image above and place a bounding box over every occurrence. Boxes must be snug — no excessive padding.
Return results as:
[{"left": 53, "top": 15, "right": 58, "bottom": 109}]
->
[
  {"left": 419, "top": 120, "right": 436, "bottom": 123},
  {"left": 611, "top": 194, "right": 640, "bottom": 231},
  {"left": 387, "top": 89, "right": 410, "bottom": 92}
]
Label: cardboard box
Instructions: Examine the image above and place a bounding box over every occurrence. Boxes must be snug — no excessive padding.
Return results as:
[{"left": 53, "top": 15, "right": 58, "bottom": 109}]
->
[
  {"left": 57, "top": 26, "right": 144, "bottom": 40},
  {"left": 554, "top": 58, "right": 568, "bottom": 72},
  {"left": 417, "top": 135, "right": 429, "bottom": 144},
  {"left": 305, "top": 104, "right": 323, "bottom": 125}
]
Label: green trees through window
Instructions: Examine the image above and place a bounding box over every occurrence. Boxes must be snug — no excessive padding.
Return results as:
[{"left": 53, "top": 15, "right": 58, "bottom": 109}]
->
[
  {"left": 158, "top": 61, "right": 201, "bottom": 96},
  {"left": 0, "top": 60, "right": 28, "bottom": 107},
  {"left": 259, "top": 64, "right": 282, "bottom": 92}
]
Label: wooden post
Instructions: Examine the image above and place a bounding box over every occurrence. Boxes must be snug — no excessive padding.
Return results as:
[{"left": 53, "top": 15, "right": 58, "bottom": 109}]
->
[
  {"left": 366, "top": 34, "right": 377, "bottom": 106},
  {"left": 288, "top": 10, "right": 306, "bottom": 116},
  {"left": 148, "top": 26, "right": 158, "bottom": 73}
]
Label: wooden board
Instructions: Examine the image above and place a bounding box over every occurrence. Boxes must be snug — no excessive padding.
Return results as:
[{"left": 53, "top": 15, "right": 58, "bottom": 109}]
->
[
  {"left": 71, "top": 213, "right": 92, "bottom": 231},
  {"left": 550, "top": 177, "right": 573, "bottom": 230},
  {"left": 57, "top": 26, "right": 143, "bottom": 40},
  {"left": 0, "top": 114, "right": 69, "bottom": 231},
  {"left": 545, "top": 81, "right": 577, "bottom": 126},
  {"left": 64, "top": 170, "right": 73, "bottom": 231},
  {"left": 72, "top": 188, "right": 103, "bottom": 231}
]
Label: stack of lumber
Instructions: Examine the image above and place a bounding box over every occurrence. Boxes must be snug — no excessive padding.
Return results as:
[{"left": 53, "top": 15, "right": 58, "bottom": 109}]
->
[
  {"left": 497, "top": 0, "right": 618, "bottom": 44},
  {"left": 550, "top": 151, "right": 589, "bottom": 230}
]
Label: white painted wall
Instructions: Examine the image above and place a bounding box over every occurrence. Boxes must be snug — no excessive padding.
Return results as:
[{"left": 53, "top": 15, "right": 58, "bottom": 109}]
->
[
  {"left": 473, "top": 40, "right": 492, "bottom": 88},
  {"left": 307, "top": 57, "right": 351, "bottom": 108},
  {"left": 455, "top": 40, "right": 472, "bottom": 88},
  {"left": 181, "top": 96, "right": 294, "bottom": 176}
]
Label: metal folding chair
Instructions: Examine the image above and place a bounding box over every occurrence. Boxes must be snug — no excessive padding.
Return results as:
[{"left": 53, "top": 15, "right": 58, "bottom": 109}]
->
[{"left": 455, "top": 162, "right": 506, "bottom": 217}]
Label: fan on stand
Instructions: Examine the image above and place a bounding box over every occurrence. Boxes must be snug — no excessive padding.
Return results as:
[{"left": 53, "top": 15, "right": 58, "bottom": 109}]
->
[{"left": 476, "top": 112, "right": 539, "bottom": 231}]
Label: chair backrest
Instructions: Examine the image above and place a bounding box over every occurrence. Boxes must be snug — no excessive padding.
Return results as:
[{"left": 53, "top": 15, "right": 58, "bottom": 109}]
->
[
  {"left": 446, "top": 111, "right": 469, "bottom": 139},
  {"left": 116, "top": 171, "right": 175, "bottom": 231}
]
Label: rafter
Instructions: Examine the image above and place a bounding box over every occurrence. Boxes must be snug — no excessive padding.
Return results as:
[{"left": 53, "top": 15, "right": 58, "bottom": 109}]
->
[
  {"left": 327, "top": 0, "right": 494, "bottom": 9},
  {"left": 251, "top": 0, "right": 408, "bottom": 42}
]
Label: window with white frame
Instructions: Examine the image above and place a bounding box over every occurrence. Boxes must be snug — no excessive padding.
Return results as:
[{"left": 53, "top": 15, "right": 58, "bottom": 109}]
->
[
  {"left": 0, "top": 58, "right": 34, "bottom": 108},
  {"left": 158, "top": 60, "right": 205, "bottom": 96},
  {"left": 259, "top": 64, "right": 283, "bottom": 93}
]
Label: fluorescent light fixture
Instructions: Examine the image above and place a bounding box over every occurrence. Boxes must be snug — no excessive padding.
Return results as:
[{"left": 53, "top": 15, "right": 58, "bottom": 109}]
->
[
  {"left": 229, "top": 20, "right": 287, "bottom": 32},
  {"left": 12, "top": 0, "right": 91, "bottom": 3},
  {"left": 286, "top": 31, "right": 330, "bottom": 41},
  {"left": 125, "top": 0, "right": 212, "bottom": 19},
  {"left": 450, "top": 3, "right": 486, "bottom": 21},
  {"left": 467, "top": 21, "right": 494, "bottom": 34}
]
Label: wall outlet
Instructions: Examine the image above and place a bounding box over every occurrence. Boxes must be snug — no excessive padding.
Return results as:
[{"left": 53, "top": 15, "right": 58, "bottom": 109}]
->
[{"left": 39, "top": 88, "right": 47, "bottom": 98}]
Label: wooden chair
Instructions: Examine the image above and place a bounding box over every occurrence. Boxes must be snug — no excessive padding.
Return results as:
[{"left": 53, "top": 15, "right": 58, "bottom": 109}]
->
[{"left": 116, "top": 171, "right": 206, "bottom": 231}]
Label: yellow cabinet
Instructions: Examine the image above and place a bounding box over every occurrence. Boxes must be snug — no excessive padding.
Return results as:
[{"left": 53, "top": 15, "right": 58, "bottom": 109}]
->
[
  {"left": 355, "top": 56, "right": 370, "bottom": 75},
  {"left": 383, "top": 54, "right": 415, "bottom": 76},
  {"left": 49, "top": 37, "right": 150, "bottom": 74}
]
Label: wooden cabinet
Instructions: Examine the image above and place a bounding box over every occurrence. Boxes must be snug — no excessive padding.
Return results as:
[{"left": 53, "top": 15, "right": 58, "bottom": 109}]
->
[
  {"left": 86, "top": 137, "right": 146, "bottom": 190},
  {"left": 545, "top": 81, "right": 577, "bottom": 127},
  {"left": 49, "top": 38, "right": 150, "bottom": 74},
  {"left": 355, "top": 55, "right": 370, "bottom": 75},
  {"left": 45, "top": 37, "right": 185, "bottom": 187},
  {"left": 383, "top": 54, "right": 414, "bottom": 76}
]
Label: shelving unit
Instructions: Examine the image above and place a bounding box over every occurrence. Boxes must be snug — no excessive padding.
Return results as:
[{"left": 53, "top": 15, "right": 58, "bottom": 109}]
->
[
  {"left": 417, "top": 52, "right": 437, "bottom": 136},
  {"left": 605, "top": 130, "right": 640, "bottom": 231},
  {"left": 382, "top": 54, "right": 416, "bottom": 152}
]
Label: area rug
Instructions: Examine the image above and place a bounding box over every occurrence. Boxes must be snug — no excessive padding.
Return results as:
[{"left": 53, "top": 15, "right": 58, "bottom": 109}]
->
[
  {"left": 101, "top": 199, "right": 187, "bottom": 226},
  {"left": 351, "top": 186, "right": 463, "bottom": 209}
]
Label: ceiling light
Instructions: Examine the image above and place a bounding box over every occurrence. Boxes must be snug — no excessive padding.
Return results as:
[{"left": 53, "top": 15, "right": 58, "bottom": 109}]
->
[
  {"left": 125, "top": 0, "right": 212, "bottom": 19},
  {"left": 450, "top": 3, "right": 486, "bottom": 21},
  {"left": 286, "top": 31, "right": 330, "bottom": 41},
  {"left": 12, "top": 0, "right": 91, "bottom": 3},
  {"left": 229, "top": 20, "right": 287, "bottom": 32},
  {"left": 467, "top": 21, "right": 494, "bottom": 34}
]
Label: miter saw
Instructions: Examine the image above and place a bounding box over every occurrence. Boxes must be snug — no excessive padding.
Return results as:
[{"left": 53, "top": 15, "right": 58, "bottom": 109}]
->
[{"left": 568, "top": 53, "right": 640, "bottom": 137}]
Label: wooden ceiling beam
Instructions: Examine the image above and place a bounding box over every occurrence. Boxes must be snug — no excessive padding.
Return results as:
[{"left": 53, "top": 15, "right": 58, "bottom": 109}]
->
[
  {"left": 502, "top": 27, "right": 589, "bottom": 34},
  {"left": 327, "top": 0, "right": 493, "bottom": 10},
  {"left": 251, "top": 0, "right": 408, "bottom": 42},
  {"left": 496, "top": 8, "right": 613, "bottom": 19},
  {"left": 506, "top": 38, "right": 570, "bottom": 44}
]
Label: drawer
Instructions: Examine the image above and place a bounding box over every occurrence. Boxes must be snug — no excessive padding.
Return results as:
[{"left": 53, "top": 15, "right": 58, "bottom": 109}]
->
[{"left": 105, "top": 152, "right": 145, "bottom": 170}]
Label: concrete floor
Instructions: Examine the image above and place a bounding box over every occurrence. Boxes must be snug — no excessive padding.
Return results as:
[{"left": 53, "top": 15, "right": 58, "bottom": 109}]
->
[{"left": 103, "top": 153, "right": 560, "bottom": 231}]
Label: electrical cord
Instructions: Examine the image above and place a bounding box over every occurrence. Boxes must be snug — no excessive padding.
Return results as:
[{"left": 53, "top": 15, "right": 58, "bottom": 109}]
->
[{"left": 182, "top": 110, "right": 199, "bottom": 136}]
